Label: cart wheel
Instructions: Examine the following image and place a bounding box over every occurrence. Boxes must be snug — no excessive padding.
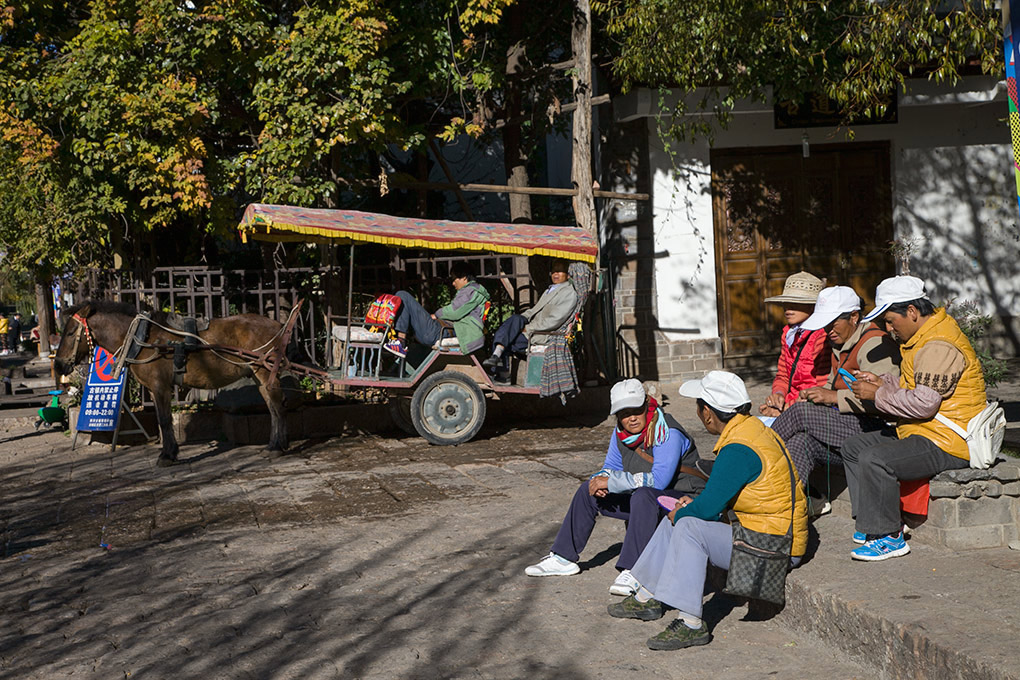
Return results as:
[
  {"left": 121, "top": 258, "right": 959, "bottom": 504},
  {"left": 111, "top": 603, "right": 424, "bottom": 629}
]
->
[
  {"left": 387, "top": 396, "right": 417, "bottom": 436},
  {"left": 410, "top": 370, "right": 486, "bottom": 446}
]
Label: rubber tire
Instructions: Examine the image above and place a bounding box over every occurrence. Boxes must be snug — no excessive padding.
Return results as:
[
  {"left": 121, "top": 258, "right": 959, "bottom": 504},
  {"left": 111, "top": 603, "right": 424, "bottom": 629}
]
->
[
  {"left": 387, "top": 396, "right": 417, "bottom": 436},
  {"left": 410, "top": 370, "right": 486, "bottom": 446}
]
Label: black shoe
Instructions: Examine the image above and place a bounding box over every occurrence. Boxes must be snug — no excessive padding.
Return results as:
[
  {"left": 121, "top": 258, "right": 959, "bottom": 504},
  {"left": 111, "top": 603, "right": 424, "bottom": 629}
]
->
[
  {"left": 481, "top": 354, "right": 501, "bottom": 369},
  {"left": 646, "top": 619, "right": 711, "bottom": 651},
  {"left": 607, "top": 595, "right": 665, "bottom": 621}
]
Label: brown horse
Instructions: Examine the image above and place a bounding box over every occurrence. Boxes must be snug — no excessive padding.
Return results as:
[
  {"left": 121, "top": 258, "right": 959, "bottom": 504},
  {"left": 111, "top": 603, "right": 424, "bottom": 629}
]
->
[{"left": 54, "top": 300, "right": 290, "bottom": 466}]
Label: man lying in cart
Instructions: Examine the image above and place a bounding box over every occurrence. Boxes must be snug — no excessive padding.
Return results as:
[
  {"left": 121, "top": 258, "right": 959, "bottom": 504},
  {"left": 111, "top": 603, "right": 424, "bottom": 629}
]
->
[{"left": 383, "top": 261, "right": 490, "bottom": 358}]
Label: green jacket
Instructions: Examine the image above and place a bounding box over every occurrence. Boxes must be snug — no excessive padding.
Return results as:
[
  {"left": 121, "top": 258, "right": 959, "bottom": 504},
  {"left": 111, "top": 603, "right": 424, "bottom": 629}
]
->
[{"left": 435, "top": 280, "right": 490, "bottom": 353}]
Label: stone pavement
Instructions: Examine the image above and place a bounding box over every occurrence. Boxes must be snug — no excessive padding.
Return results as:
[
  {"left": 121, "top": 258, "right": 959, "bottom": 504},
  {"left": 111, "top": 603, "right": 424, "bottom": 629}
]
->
[{"left": 0, "top": 365, "right": 1019, "bottom": 678}]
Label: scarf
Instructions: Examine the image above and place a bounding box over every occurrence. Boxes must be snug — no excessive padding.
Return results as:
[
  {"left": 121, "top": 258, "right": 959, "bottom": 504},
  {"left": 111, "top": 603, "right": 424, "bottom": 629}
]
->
[{"left": 615, "top": 396, "right": 670, "bottom": 451}]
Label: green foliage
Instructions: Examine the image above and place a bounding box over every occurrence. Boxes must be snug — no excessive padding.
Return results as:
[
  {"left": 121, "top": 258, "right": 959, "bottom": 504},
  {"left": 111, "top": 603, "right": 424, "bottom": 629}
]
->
[
  {"left": 596, "top": 0, "right": 1001, "bottom": 139},
  {"left": 0, "top": 0, "right": 573, "bottom": 281},
  {"left": 946, "top": 299, "right": 1010, "bottom": 388}
]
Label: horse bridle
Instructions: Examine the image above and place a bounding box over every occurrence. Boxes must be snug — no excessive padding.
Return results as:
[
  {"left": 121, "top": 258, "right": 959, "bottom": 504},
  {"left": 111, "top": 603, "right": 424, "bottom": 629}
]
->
[{"left": 68, "top": 312, "right": 96, "bottom": 367}]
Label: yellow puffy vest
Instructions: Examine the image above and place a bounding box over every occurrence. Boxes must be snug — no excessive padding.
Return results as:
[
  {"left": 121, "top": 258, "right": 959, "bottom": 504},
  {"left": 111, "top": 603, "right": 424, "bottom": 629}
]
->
[
  {"left": 715, "top": 414, "right": 809, "bottom": 557},
  {"left": 895, "top": 309, "right": 986, "bottom": 460}
]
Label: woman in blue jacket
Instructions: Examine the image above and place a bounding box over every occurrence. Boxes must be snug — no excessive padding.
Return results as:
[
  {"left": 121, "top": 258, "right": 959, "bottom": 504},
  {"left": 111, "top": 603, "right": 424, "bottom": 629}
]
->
[{"left": 524, "top": 379, "right": 706, "bottom": 596}]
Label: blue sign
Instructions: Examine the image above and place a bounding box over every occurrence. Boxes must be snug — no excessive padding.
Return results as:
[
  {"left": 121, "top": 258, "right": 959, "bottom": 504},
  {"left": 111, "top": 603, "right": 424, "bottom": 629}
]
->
[{"left": 76, "top": 347, "right": 128, "bottom": 432}]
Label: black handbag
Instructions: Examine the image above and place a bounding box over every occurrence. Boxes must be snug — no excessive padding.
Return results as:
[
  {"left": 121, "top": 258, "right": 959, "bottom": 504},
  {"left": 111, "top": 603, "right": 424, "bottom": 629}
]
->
[{"left": 723, "top": 443, "right": 797, "bottom": 606}]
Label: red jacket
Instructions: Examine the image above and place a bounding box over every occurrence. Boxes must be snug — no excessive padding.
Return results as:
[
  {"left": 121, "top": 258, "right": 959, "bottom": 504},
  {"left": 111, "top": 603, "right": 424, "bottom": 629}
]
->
[{"left": 772, "top": 326, "right": 831, "bottom": 408}]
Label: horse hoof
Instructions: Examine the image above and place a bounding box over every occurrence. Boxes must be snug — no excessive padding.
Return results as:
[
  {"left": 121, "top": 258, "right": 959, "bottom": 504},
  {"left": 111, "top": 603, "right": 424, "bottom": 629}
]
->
[{"left": 156, "top": 455, "right": 177, "bottom": 467}]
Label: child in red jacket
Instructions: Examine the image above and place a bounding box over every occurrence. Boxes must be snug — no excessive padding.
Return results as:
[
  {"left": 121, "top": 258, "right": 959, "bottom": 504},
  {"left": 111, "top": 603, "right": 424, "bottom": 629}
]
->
[{"left": 760, "top": 272, "right": 831, "bottom": 418}]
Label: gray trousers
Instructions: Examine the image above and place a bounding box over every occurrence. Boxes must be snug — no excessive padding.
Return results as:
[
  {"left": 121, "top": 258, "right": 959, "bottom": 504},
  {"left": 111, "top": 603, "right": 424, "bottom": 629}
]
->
[
  {"left": 630, "top": 517, "right": 734, "bottom": 618},
  {"left": 841, "top": 428, "right": 968, "bottom": 536}
]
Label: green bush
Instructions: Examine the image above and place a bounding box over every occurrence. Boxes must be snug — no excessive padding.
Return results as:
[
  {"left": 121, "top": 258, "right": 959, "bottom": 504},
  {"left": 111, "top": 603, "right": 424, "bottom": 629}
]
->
[{"left": 946, "top": 300, "right": 1009, "bottom": 388}]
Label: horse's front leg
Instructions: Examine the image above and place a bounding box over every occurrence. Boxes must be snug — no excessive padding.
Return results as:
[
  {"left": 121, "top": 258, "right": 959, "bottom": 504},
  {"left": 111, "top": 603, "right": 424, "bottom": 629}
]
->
[
  {"left": 256, "top": 374, "right": 288, "bottom": 452},
  {"left": 153, "top": 387, "right": 179, "bottom": 466}
]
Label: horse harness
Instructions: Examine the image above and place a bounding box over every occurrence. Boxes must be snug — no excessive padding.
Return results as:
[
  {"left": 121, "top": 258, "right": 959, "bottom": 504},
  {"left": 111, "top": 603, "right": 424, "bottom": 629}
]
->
[{"left": 70, "top": 302, "right": 326, "bottom": 387}]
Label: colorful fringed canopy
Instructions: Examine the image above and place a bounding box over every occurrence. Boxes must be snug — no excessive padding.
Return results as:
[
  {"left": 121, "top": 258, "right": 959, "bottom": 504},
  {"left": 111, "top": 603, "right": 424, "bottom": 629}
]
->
[{"left": 238, "top": 203, "right": 598, "bottom": 263}]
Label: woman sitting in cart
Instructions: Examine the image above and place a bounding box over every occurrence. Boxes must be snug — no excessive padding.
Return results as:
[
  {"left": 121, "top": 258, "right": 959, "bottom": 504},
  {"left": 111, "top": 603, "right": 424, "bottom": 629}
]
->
[
  {"left": 384, "top": 262, "right": 490, "bottom": 359},
  {"left": 482, "top": 258, "right": 577, "bottom": 376}
]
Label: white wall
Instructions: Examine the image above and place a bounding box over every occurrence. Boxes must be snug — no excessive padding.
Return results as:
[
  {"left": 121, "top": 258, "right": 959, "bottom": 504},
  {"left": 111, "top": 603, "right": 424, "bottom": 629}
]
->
[{"left": 632, "top": 76, "right": 1019, "bottom": 347}]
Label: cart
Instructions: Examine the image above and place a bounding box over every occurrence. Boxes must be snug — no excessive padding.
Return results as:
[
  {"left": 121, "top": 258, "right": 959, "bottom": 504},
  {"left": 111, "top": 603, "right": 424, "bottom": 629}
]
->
[{"left": 237, "top": 204, "right": 598, "bottom": 445}]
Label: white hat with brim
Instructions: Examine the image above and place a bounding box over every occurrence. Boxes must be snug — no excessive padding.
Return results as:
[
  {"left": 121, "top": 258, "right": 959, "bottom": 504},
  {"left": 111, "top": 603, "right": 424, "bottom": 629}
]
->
[
  {"left": 862, "top": 275, "right": 929, "bottom": 323},
  {"left": 610, "top": 378, "right": 647, "bottom": 414},
  {"left": 678, "top": 370, "right": 751, "bottom": 413},
  {"left": 763, "top": 271, "right": 825, "bottom": 304},
  {"left": 801, "top": 286, "right": 862, "bottom": 331}
]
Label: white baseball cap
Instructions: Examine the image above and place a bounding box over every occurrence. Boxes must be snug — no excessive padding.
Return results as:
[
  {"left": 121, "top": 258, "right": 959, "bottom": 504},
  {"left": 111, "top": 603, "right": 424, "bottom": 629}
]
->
[
  {"left": 801, "top": 286, "right": 862, "bottom": 331},
  {"left": 678, "top": 371, "right": 751, "bottom": 413},
  {"left": 610, "top": 378, "right": 647, "bottom": 414},
  {"left": 862, "top": 276, "right": 929, "bottom": 322}
]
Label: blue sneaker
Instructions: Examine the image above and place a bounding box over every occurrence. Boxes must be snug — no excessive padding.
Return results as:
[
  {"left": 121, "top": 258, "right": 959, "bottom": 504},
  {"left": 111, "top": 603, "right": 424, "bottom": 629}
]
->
[
  {"left": 852, "top": 530, "right": 867, "bottom": 545},
  {"left": 851, "top": 533, "right": 910, "bottom": 561},
  {"left": 383, "top": 338, "right": 407, "bottom": 358}
]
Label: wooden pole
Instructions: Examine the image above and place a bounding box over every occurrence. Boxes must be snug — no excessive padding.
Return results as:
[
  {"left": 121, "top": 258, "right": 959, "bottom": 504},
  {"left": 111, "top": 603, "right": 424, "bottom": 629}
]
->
[
  {"left": 571, "top": 0, "right": 597, "bottom": 244},
  {"left": 387, "top": 178, "right": 647, "bottom": 201}
]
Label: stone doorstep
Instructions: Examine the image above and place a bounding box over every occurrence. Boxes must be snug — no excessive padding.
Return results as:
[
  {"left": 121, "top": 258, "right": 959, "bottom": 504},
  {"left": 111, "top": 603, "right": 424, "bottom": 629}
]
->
[{"left": 813, "top": 460, "right": 1020, "bottom": 551}]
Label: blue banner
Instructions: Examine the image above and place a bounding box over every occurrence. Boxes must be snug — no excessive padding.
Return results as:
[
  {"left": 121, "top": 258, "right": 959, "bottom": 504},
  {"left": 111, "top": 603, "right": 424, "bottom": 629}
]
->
[{"left": 75, "top": 346, "right": 128, "bottom": 432}]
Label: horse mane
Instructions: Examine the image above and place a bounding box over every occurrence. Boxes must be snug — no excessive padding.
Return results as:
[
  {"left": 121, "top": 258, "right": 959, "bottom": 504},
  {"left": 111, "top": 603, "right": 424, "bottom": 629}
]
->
[{"left": 63, "top": 299, "right": 149, "bottom": 322}]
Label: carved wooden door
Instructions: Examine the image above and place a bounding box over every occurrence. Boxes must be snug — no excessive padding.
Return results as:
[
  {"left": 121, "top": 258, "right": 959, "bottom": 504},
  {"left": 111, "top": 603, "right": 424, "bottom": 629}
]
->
[{"left": 711, "top": 143, "right": 894, "bottom": 358}]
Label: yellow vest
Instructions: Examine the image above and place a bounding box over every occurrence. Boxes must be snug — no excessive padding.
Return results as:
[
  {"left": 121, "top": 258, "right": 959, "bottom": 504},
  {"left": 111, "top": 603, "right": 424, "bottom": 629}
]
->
[
  {"left": 895, "top": 309, "right": 986, "bottom": 460},
  {"left": 0, "top": 318, "right": 6, "bottom": 334},
  {"left": 715, "top": 414, "right": 809, "bottom": 557}
]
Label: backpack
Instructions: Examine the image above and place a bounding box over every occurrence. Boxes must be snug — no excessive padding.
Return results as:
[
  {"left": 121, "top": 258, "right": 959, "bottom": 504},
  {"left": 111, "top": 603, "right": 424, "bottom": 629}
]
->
[
  {"left": 934, "top": 402, "right": 1007, "bottom": 469},
  {"left": 364, "top": 294, "right": 402, "bottom": 331}
]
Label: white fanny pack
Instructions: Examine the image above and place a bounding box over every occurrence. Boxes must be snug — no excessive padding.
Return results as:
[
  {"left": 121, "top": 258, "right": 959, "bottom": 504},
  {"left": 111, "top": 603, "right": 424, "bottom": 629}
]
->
[{"left": 933, "top": 401, "right": 1007, "bottom": 469}]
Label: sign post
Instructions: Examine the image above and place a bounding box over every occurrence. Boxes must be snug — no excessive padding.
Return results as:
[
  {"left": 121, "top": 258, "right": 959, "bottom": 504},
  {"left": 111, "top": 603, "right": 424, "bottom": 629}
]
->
[{"left": 72, "top": 347, "right": 150, "bottom": 451}]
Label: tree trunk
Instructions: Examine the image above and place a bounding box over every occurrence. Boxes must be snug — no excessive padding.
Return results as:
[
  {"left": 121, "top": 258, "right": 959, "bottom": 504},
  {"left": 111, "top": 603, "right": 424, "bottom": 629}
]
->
[
  {"left": 571, "top": 0, "right": 596, "bottom": 242},
  {"left": 503, "top": 3, "right": 536, "bottom": 303},
  {"left": 34, "top": 278, "right": 54, "bottom": 356},
  {"left": 503, "top": 4, "right": 532, "bottom": 226}
]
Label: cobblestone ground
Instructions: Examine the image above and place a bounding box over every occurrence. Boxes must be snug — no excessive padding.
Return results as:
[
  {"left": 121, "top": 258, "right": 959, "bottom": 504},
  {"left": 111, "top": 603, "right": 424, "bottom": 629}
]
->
[{"left": 0, "top": 418, "right": 873, "bottom": 679}]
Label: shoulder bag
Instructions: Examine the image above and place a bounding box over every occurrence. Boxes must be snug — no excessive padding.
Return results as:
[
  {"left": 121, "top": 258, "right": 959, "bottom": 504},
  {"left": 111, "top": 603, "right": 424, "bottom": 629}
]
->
[{"left": 723, "top": 442, "right": 797, "bottom": 606}]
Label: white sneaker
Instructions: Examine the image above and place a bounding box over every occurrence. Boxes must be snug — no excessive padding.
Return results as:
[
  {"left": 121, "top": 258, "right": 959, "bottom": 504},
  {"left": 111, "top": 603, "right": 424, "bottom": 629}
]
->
[
  {"left": 609, "top": 569, "right": 640, "bottom": 596},
  {"left": 524, "top": 552, "right": 580, "bottom": 577},
  {"left": 807, "top": 495, "right": 831, "bottom": 518}
]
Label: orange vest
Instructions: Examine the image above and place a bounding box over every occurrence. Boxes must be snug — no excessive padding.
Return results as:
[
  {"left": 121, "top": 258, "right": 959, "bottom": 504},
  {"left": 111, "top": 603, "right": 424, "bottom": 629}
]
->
[
  {"left": 895, "top": 309, "right": 986, "bottom": 460},
  {"left": 715, "top": 414, "right": 809, "bottom": 556}
]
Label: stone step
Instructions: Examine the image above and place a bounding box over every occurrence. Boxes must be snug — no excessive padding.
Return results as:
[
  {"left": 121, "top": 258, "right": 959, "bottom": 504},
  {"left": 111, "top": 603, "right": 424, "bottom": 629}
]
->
[{"left": 783, "top": 514, "right": 1020, "bottom": 680}]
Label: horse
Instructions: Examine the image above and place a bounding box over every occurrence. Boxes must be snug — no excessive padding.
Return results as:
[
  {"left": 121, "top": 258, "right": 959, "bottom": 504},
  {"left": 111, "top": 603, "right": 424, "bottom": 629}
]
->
[{"left": 54, "top": 300, "right": 291, "bottom": 466}]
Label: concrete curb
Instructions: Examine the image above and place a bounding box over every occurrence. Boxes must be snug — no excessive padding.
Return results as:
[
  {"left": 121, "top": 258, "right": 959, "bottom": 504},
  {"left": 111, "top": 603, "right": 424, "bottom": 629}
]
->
[{"left": 780, "top": 515, "right": 1020, "bottom": 680}]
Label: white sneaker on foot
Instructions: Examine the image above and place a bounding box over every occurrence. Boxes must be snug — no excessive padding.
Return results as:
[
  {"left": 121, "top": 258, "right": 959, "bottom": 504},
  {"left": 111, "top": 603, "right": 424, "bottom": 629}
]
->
[
  {"left": 609, "top": 569, "right": 640, "bottom": 596},
  {"left": 524, "top": 552, "right": 580, "bottom": 577}
]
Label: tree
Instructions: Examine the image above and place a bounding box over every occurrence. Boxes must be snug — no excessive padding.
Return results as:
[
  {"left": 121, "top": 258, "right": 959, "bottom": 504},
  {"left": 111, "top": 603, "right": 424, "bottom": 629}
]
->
[
  {"left": 595, "top": 0, "right": 1001, "bottom": 138},
  {"left": 0, "top": 0, "right": 575, "bottom": 278}
]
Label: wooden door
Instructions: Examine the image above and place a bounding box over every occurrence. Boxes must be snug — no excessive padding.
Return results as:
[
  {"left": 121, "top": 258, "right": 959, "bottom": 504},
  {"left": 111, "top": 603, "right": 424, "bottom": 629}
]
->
[{"left": 711, "top": 143, "right": 894, "bottom": 358}]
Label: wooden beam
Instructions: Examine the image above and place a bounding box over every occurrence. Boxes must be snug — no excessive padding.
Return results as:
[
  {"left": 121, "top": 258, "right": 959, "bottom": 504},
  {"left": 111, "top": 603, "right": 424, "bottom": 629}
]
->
[
  {"left": 556, "top": 93, "right": 610, "bottom": 115},
  {"left": 387, "top": 178, "right": 648, "bottom": 201}
]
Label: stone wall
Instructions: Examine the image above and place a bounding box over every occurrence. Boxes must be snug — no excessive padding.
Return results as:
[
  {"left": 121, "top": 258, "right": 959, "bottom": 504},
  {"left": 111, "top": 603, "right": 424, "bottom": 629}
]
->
[
  {"left": 912, "top": 460, "right": 1020, "bottom": 550},
  {"left": 601, "top": 117, "right": 724, "bottom": 382}
]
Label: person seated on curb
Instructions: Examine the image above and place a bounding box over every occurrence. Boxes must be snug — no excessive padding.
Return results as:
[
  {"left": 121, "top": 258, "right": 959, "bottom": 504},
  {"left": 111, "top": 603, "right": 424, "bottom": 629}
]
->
[
  {"left": 609, "top": 370, "right": 807, "bottom": 651},
  {"left": 383, "top": 262, "right": 490, "bottom": 359},
  {"left": 482, "top": 259, "right": 577, "bottom": 374},
  {"left": 525, "top": 378, "right": 706, "bottom": 597},
  {"left": 771, "top": 286, "right": 901, "bottom": 509},
  {"left": 760, "top": 272, "right": 832, "bottom": 420},
  {"left": 841, "top": 275, "right": 987, "bottom": 561}
]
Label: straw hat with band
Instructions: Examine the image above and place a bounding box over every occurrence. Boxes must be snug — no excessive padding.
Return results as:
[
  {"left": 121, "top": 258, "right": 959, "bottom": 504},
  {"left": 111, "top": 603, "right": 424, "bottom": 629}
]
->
[{"left": 763, "top": 272, "right": 825, "bottom": 304}]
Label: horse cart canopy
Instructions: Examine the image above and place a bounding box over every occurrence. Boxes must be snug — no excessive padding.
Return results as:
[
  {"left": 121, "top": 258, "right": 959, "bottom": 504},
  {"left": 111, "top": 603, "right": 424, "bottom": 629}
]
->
[{"left": 236, "top": 203, "right": 598, "bottom": 264}]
